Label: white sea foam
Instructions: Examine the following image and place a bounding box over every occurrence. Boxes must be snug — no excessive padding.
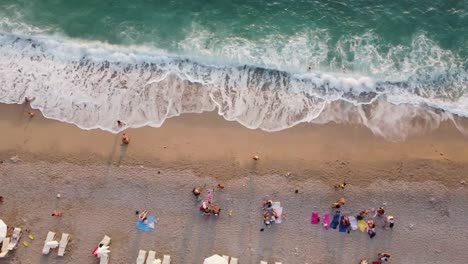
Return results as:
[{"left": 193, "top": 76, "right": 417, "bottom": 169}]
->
[{"left": 0, "top": 29, "right": 466, "bottom": 140}]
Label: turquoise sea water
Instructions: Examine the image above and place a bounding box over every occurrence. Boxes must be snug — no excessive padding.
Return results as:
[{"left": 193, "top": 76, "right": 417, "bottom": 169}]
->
[{"left": 0, "top": 0, "right": 466, "bottom": 139}]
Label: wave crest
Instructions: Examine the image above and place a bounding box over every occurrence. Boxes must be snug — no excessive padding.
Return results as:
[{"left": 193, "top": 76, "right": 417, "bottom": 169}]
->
[{"left": 0, "top": 33, "right": 466, "bottom": 141}]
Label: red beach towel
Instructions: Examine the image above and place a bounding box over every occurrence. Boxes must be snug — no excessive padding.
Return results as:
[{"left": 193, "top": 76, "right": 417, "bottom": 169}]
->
[{"left": 311, "top": 212, "right": 319, "bottom": 224}]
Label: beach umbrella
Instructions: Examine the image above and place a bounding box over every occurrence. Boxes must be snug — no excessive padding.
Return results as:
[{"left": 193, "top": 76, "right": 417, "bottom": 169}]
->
[
  {"left": 203, "top": 254, "right": 228, "bottom": 264},
  {"left": 0, "top": 219, "right": 7, "bottom": 241}
]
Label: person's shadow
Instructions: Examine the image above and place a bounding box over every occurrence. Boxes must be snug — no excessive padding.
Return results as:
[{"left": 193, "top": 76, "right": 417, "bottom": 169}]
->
[{"left": 118, "top": 142, "right": 129, "bottom": 165}]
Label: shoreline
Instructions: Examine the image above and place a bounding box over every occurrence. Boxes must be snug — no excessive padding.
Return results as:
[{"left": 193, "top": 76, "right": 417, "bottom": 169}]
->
[
  {"left": 1, "top": 103, "right": 468, "bottom": 188},
  {"left": 1, "top": 102, "right": 468, "bottom": 263}
]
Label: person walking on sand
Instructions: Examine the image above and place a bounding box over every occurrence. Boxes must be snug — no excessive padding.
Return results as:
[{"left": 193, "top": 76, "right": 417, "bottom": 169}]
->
[
  {"left": 366, "top": 219, "right": 376, "bottom": 238},
  {"left": 332, "top": 198, "right": 346, "bottom": 208},
  {"left": 378, "top": 252, "right": 391, "bottom": 261},
  {"left": 122, "top": 133, "right": 130, "bottom": 144}
]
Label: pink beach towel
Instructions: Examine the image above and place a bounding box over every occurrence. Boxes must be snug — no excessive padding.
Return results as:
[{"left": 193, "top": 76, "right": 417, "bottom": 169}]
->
[
  {"left": 205, "top": 189, "right": 213, "bottom": 203},
  {"left": 311, "top": 212, "right": 319, "bottom": 224},
  {"left": 323, "top": 213, "right": 330, "bottom": 229}
]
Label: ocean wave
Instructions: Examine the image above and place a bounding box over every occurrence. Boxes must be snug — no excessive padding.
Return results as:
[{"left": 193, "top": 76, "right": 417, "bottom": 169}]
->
[{"left": 0, "top": 32, "right": 466, "bottom": 141}]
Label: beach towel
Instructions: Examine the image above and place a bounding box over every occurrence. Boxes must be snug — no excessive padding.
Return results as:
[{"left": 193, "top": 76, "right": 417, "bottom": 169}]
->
[
  {"left": 205, "top": 189, "right": 214, "bottom": 204},
  {"left": 358, "top": 219, "right": 367, "bottom": 232},
  {"left": 372, "top": 262, "right": 381, "bottom": 264},
  {"left": 338, "top": 216, "right": 348, "bottom": 232},
  {"left": 330, "top": 212, "right": 340, "bottom": 229},
  {"left": 271, "top": 202, "right": 283, "bottom": 224},
  {"left": 323, "top": 213, "right": 330, "bottom": 229},
  {"left": 349, "top": 216, "right": 358, "bottom": 231},
  {"left": 136, "top": 216, "right": 156, "bottom": 232},
  {"left": 311, "top": 212, "right": 319, "bottom": 224}
]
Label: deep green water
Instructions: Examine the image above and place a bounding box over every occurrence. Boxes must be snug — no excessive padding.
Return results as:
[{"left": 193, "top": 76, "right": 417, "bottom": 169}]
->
[{"left": 1, "top": 0, "right": 466, "bottom": 67}]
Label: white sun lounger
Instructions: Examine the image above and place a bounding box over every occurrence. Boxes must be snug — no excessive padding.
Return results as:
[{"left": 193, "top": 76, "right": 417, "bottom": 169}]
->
[
  {"left": 162, "top": 254, "right": 171, "bottom": 264},
  {"left": 42, "top": 231, "right": 56, "bottom": 255},
  {"left": 260, "top": 261, "right": 268, "bottom": 264},
  {"left": 57, "top": 233, "right": 70, "bottom": 256},
  {"left": 155, "top": 259, "right": 162, "bottom": 264},
  {"left": 100, "top": 254, "right": 109, "bottom": 264},
  {"left": 229, "top": 257, "right": 238, "bottom": 264},
  {"left": 100, "top": 235, "right": 111, "bottom": 246},
  {"left": 0, "top": 238, "right": 11, "bottom": 258},
  {"left": 7, "top": 228, "right": 22, "bottom": 250},
  {"left": 146, "top": 250, "right": 156, "bottom": 264},
  {"left": 136, "top": 250, "right": 147, "bottom": 264},
  {"left": 223, "top": 255, "right": 230, "bottom": 261},
  {"left": 98, "top": 235, "right": 111, "bottom": 264}
]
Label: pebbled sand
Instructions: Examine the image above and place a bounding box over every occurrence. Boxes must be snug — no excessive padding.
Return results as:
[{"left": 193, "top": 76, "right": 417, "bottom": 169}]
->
[{"left": 0, "top": 103, "right": 468, "bottom": 263}]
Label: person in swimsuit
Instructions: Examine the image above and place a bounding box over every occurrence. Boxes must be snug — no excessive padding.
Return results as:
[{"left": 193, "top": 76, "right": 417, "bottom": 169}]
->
[{"left": 122, "top": 133, "right": 130, "bottom": 144}]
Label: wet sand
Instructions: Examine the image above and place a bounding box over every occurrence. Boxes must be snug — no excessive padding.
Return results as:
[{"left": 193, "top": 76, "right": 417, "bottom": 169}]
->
[{"left": 1, "top": 103, "right": 468, "bottom": 263}]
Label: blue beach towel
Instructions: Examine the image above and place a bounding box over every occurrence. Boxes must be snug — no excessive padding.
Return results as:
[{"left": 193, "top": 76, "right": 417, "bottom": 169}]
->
[
  {"left": 330, "top": 212, "right": 340, "bottom": 229},
  {"left": 136, "top": 215, "right": 156, "bottom": 232},
  {"left": 339, "top": 216, "right": 348, "bottom": 232}
]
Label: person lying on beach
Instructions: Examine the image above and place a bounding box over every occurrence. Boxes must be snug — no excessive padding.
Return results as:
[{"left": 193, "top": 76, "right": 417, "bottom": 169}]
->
[
  {"left": 27, "top": 111, "right": 35, "bottom": 118},
  {"left": 332, "top": 198, "right": 346, "bottom": 208},
  {"left": 122, "top": 133, "right": 130, "bottom": 144},
  {"left": 0, "top": 196, "right": 3, "bottom": 203},
  {"left": 51, "top": 210, "right": 63, "bottom": 217},
  {"left": 139, "top": 210, "right": 149, "bottom": 221},
  {"left": 378, "top": 253, "right": 391, "bottom": 261},
  {"left": 357, "top": 209, "right": 370, "bottom": 220},
  {"left": 217, "top": 183, "right": 225, "bottom": 189},
  {"left": 359, "top": 259, "right": 369, "bottom": 264},
  {"left": 342, "top": 215, "right": 350, "bottom": 227}
]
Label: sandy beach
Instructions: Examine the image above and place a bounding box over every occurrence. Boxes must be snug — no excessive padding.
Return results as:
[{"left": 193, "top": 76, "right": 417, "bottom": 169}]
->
[{"left": 1, "top": 103, "right": 468, "bottom": 264}]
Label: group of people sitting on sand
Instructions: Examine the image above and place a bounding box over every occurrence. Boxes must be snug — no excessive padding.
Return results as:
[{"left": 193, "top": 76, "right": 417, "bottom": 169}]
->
[
  {"left": 261, "top": 200, "right": 280, "bottom": 228},
  {"left": 331, "top": 197, "right": 395, "bottom": 238},
  {"left": 193, "top": 187, "right": 222, "bottom": 216}
]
